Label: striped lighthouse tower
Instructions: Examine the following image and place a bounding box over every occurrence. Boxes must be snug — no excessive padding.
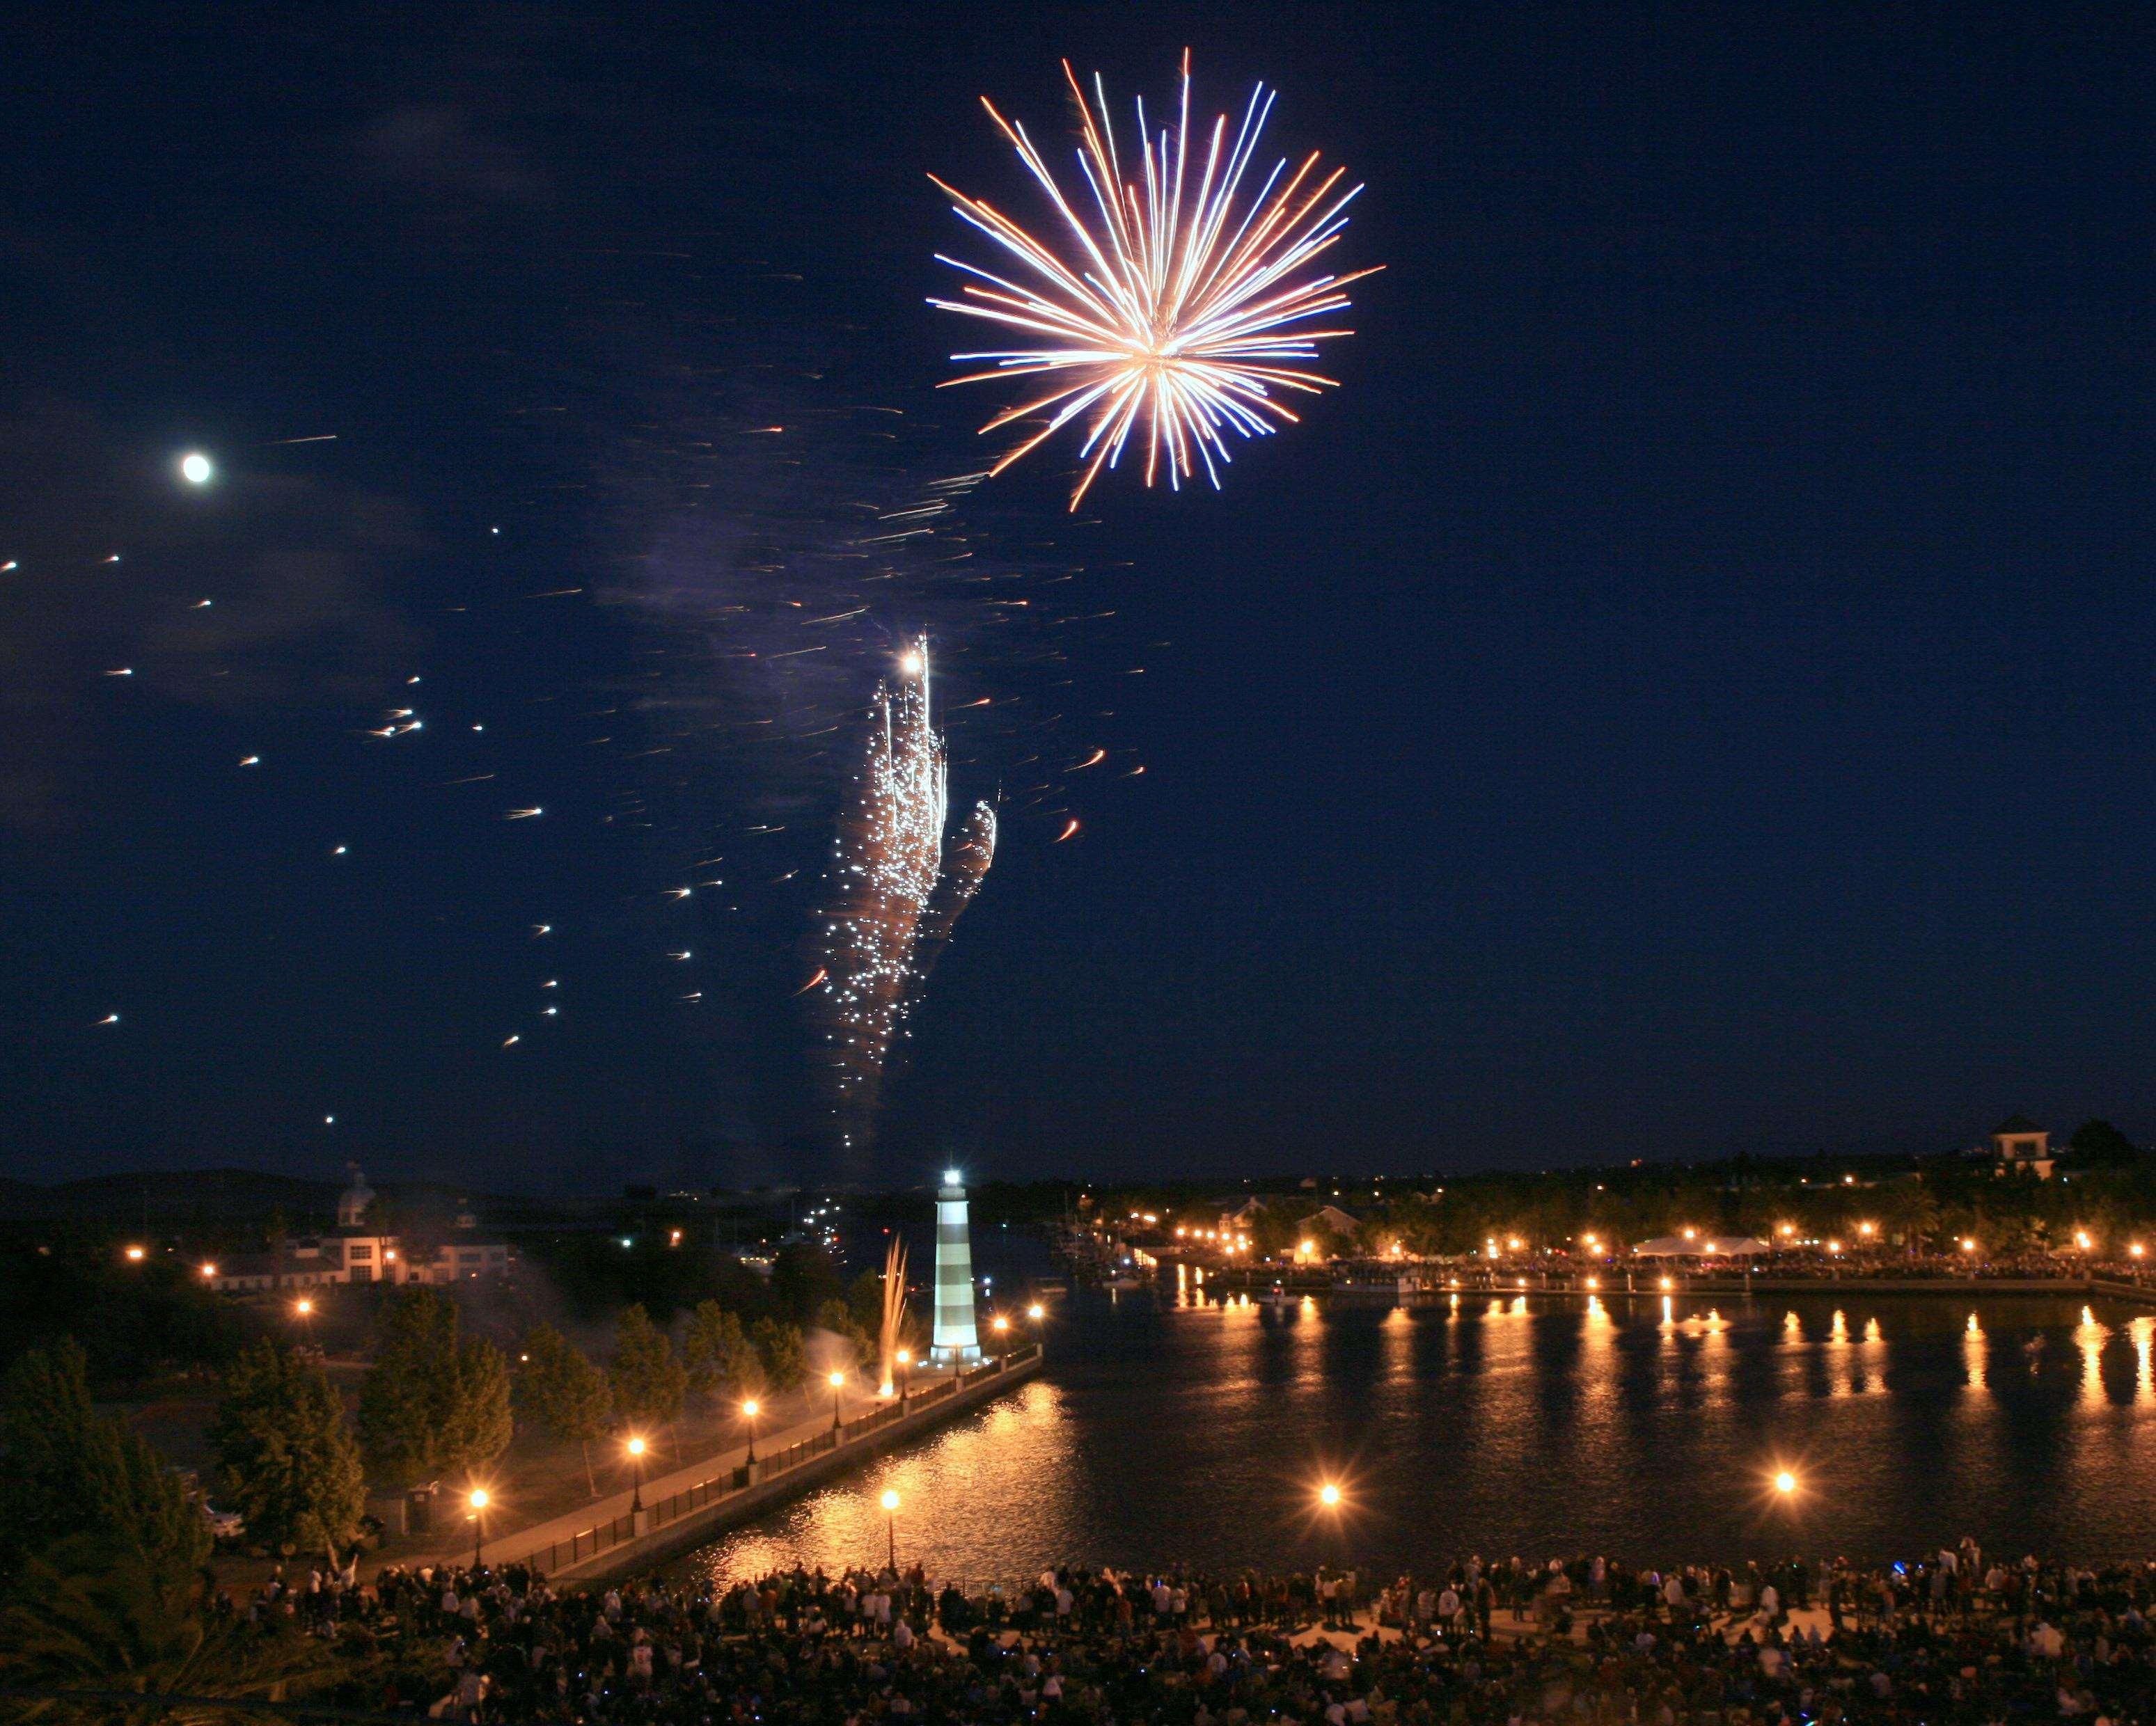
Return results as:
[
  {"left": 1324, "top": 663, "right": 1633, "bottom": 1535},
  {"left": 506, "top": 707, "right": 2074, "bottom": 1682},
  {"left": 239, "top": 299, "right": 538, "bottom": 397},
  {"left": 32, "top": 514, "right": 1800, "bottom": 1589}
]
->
[{"left": 929, "top": 1167, "right": 982, "bottom": 1366}]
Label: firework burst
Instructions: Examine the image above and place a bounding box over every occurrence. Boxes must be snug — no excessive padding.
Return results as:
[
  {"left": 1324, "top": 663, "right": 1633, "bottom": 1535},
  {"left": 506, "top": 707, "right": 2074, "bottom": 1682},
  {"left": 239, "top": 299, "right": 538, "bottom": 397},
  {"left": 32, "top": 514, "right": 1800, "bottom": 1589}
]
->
[
  {"left": 818, "top": 642, "right": 996, "bottom": 1148},
  {"left": 930, "top": 51, "right": 1380, "bottom": 509}
]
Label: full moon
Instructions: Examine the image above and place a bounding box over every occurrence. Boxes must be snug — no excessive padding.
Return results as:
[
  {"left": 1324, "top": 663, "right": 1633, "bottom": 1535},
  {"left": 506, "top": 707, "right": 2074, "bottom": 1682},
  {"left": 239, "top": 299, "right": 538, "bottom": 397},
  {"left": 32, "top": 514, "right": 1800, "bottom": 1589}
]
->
[{"left": 179, "top": 452, "right": 213, "bottom": 484}]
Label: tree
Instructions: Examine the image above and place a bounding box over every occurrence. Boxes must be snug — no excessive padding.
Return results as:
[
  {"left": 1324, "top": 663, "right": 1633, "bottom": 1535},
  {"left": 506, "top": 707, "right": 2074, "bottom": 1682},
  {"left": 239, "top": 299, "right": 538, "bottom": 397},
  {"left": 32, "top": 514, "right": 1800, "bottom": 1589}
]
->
[
  {"left": 0, "top": 1534, "right": 332, "bottom": 1721},
  {"left": 813, "top": 1298, "right": 872, "bottom": 1374},
  {"left": 517, "top": 1325, "right": 613, "bottom": 1496},
  {"left": 0, "top": 1340, "right": 208, "bottom": 1587},
  {"left": 207, "top": 1340, "right": 365, "bottom": 1562},
  {"left": 2069, "top": 1118, "right": 2142, "bottom": 1167},
  {"left": 750, "top": 1316, "right": 808, "bottom": 1395},
  {"left": 357, "top": 1288, "right": 513, "bottom": 1489},
  {"left": 771, "top": 1243, "right": 842, "bottom": 1320},
  {"left": 608, "top": 1305, "right": 688, "bottom": 1436},
  {"left": 683, "top": 1302, "right": 764, "bottom": 1405}
]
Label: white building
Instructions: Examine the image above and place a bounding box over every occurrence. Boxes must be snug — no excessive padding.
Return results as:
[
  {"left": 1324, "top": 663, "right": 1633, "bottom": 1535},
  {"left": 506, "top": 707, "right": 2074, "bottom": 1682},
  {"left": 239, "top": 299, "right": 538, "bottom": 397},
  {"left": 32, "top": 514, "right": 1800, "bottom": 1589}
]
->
[{"left": 204, "top": 1164, "right": 513, "bottom": 1294}]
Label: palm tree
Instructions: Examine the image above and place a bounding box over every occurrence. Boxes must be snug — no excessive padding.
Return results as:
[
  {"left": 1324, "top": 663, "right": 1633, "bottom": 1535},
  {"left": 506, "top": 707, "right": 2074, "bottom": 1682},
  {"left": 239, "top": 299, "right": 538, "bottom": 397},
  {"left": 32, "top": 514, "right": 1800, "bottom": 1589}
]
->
[{"left": 0, "top": 1536, "right": 331, "bottom": 1725}]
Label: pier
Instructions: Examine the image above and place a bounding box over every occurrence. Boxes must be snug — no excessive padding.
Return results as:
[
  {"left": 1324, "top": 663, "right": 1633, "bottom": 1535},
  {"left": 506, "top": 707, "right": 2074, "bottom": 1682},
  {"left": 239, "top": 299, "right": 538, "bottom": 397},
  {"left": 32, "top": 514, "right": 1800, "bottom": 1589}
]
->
[{"left": 453, "top": 1343, "right": 1042, "bottom": 1584}]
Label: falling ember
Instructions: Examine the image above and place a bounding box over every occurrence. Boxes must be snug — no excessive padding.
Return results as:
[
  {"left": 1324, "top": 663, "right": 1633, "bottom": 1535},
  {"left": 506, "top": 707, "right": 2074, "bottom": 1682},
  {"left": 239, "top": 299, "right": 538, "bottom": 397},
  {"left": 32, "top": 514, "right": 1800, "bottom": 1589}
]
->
[
  {"left": 1055, "top": 818, "right": 1080, "bottom": 841},
  {"left": 816, "top": 640, "right": 996, "bottom": 1149},
  {"left": 794, "top": 967, "right": 829, "bottom": 996},
  {"left": 930, "top": 52, "right": 1380, "bottom": 507}
]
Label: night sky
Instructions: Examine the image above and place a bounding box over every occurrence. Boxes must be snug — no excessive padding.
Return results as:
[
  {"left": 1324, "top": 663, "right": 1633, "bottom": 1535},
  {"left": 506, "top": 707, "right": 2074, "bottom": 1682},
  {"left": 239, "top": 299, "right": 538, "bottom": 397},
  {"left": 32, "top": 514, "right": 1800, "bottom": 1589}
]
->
[{"left": 2, "top": 6, "right": 2151, "bottom": 1193}]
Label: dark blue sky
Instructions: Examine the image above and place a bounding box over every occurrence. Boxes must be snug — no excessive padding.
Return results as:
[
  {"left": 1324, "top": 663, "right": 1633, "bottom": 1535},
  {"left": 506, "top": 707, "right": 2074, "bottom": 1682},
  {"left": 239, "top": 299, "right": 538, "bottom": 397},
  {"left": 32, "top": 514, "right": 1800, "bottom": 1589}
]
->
[{"left": 1, "top": 5, "right": 2150, "bottom": 1192}]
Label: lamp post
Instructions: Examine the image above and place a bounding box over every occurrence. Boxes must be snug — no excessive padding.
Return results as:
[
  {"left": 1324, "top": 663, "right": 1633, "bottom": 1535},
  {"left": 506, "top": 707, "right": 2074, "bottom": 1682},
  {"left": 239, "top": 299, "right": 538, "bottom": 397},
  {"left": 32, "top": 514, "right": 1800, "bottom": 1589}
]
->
[
  {"left": 990, "top": 1313, "right": 1011, "bottom": 1360},
  {"left": 828, "top": 1370, "right": 845, "bottom": 1432},
  {"left": 468, "top": 1488, "right": 488, "bottom": 1571},
  {"left": 741, "top": 1399, "right": 760, "bottom": 1466},
  {"left": 627, "top": 1435, "right": 647, "bottom": 1514},
  {"left": 895, "top": 1349, "right": 911, "bottom": 1411},
  {"left": 881, "top": 1488, "right": 899, "bottom": 1574}
]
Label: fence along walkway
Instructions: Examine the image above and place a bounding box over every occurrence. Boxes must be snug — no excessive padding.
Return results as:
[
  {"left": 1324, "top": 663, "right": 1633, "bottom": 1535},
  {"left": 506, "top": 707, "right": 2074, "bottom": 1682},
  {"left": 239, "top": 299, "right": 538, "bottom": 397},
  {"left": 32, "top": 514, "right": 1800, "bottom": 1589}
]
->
[{"left": 502, "top": 1345, "right": 1039, "bottom": 1578}]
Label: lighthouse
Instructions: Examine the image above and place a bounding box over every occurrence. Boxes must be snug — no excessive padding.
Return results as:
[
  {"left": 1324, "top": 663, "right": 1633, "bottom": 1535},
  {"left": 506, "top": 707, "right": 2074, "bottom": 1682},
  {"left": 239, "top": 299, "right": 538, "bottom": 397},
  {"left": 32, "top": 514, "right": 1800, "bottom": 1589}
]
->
[{"left": 929, "top": 1167, "right": 982, "bottom": 1365}]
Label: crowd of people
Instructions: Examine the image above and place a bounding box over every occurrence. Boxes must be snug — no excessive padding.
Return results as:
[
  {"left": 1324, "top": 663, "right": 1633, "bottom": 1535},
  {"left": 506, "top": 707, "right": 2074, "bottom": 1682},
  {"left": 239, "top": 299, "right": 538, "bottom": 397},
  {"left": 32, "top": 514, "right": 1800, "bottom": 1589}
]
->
[{"left": 218, "top": 1543, "right": 2156, "bottom": 1724}]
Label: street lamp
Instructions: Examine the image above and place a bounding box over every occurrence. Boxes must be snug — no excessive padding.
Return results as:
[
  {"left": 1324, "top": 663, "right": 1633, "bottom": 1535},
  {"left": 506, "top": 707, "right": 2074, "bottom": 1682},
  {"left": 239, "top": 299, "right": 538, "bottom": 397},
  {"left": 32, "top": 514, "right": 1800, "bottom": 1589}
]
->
[
  {"left": 1026, "top": 1302, "right": 1044, "bottom": 1322},
  {"left": 468, "top": 1487, "right": 489, "bottom": 1570},
  {"left": 627, "top": 1434, "right": 647, "bottom": 1513},
  {"left": 881, "top": 1488, "right": 900, "bottom": 1572},
  {"left": 1773, "top": 1470, "right": 1798, "bottom": 1498},
  {"left": 124, "top": 1244, "right": 145, "bottom": 1263},
  {"left": 829, "top": 1370, "right": 845, "bottom": 1431},
  {"left": 895, "top": 1349, "right": 911, "bottom": 1410},
  {"left": 200, "top": 1261, "right": 218, "bottom": 1279},
  {"left": 991, "top": 1313, "right": 1011, "bottom": 1357},
  {"left": 741, "top": 1399, "right": 760, "bottom": 1465},
  {"left": 1318, "top": 1482, "right": 1342, "bottom": 1509}
]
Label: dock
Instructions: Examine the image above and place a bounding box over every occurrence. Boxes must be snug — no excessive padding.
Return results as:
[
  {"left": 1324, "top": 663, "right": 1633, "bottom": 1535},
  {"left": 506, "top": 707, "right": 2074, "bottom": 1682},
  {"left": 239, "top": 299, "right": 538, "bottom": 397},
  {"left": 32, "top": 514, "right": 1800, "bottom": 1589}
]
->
[{"left": 471, "top": 1343, "right": 1042, "bottom": 1585}]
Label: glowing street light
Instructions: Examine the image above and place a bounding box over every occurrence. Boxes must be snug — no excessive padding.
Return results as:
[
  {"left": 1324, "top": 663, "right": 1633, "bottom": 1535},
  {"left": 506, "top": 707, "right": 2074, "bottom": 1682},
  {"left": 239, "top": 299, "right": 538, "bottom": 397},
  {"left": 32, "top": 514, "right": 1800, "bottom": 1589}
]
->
[
  {"left": 200, "top": 1262, "right": 219, "bottom": 1279},
  {"left": 741, "top": 1399, "right": 760, "bottom": 1466},
  {"left": 829, "top": 1370, "right": 846, "bottom": 1431},
  {"left": 124, "top": 1244, "right": 145, "bottom": 1262},
  {"left": 881, "top": 1487, "right": 901, "bottom": 1571},
  {"left": 1774, "top": 1470, "right": 1798, "bottom": 1497},
  {"left": 2075, "top": 1230, "right": 2094, "bottom": 1251},
  {"left": 1027, "top": 1301, "right": 1045, "bottom": 1321},
  {"left": 468, "top": 1487, "right": 489, "bottom": 1569},
  {"left": 1318, "top": 1482, "right": 1342, "bottom": 1508},
  {"left": 1857, "top": 1221, "right": 1878, "bottom": 1239},
  {"left": 626, "top": 1435, "right": 647, "bottom": 1514}
]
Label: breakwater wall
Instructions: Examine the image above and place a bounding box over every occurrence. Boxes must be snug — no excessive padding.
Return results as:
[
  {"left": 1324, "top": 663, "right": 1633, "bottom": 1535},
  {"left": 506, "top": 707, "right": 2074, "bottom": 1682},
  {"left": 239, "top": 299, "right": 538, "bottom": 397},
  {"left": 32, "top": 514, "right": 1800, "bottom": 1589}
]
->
[{"left": 507, "top": 1345, "right": 1042, "bottom": 1585}]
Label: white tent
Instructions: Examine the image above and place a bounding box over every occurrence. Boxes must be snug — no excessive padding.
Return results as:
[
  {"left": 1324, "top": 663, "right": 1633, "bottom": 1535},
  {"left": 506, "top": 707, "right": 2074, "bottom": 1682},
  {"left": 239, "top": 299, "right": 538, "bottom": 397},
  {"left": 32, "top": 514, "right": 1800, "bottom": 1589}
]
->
[{"left": 1631, "top": 1235, "right": 1773, "bottom": 1258}]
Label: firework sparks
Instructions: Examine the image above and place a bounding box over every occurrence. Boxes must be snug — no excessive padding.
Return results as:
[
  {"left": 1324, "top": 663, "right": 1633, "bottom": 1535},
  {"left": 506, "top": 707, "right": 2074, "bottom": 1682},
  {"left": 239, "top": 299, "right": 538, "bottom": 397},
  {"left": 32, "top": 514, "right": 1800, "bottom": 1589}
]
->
[
  {"left": 817, "top": 640, "right": 996, "bottom": 1148},
  {"left": 930, "top": 51, "right": 1380, "bottom": 508}
]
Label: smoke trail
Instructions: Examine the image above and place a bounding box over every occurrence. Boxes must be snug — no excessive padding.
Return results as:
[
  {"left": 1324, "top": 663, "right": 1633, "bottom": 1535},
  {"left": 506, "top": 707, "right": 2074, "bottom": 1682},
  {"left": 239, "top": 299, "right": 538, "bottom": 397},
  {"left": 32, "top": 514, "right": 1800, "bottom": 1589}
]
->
[{"left": 910, "top": 798, "right": 998, "bottom": 1001}]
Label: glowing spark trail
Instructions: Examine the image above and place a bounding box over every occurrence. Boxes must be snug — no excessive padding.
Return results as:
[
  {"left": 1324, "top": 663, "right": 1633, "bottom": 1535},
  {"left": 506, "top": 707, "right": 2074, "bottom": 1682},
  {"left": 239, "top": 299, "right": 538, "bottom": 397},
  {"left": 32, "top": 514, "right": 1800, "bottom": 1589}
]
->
[
  {"left": 930, "top": 51, "right": 1380, "bottom": 508},
  {"left": 817, "top": 641, "right": 996, "bottom": 1150}
]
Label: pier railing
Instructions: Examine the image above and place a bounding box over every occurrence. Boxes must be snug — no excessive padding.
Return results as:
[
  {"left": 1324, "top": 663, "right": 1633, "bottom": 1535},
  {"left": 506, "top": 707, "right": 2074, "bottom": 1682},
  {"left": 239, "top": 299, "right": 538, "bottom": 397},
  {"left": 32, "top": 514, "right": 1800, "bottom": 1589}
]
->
[{"left": 503, "top": 1342, "right": 1041, "bottom": 1578}]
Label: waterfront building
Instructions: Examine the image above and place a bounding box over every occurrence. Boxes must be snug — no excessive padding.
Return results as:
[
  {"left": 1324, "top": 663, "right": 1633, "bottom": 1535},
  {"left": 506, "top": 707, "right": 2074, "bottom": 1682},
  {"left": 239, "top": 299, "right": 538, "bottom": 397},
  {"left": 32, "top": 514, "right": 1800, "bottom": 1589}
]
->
[
  {"left": 929, "top": 1166, "right": 982, "bottom": 1365},
  {"left": 1989, "top": 1114, "right": 2056, "bottom": 1180},
  {"left": 204, "top": 1163, "right": 514, "bottom": 1293}
]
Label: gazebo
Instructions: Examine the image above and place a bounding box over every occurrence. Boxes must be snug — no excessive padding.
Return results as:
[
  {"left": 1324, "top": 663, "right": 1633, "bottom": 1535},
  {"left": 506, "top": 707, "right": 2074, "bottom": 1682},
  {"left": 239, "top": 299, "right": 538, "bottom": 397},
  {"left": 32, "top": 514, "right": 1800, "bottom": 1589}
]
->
[{"left": 1631, "top": 1234, "right": 1773, "bottom": 1258}]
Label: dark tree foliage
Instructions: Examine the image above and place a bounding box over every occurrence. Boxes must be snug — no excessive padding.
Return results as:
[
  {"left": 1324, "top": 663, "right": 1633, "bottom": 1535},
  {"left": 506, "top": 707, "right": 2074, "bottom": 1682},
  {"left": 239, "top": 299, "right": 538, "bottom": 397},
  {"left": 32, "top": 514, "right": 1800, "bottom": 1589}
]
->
[
  {"left": 0, "top": 1339, "right": 210, "bottom": 1588},
  {"left": 0, "top": 1242, "right": 253, "bottom": 1384}
]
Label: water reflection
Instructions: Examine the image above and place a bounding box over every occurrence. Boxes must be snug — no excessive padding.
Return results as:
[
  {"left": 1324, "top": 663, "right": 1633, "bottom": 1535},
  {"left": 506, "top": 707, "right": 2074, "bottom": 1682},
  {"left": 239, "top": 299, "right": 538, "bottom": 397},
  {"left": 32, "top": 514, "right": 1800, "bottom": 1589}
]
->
[{"left": 679, "top": 1290, "right": 2156, "bottom": 1589}]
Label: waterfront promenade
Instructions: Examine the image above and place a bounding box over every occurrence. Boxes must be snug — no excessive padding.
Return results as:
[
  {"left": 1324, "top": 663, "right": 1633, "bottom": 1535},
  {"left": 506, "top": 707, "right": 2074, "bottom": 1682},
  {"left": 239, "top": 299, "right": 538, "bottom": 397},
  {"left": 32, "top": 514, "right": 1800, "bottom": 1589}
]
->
[{"left": 415, "top": 1344, "right": 1041, "bottom": 1583}]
